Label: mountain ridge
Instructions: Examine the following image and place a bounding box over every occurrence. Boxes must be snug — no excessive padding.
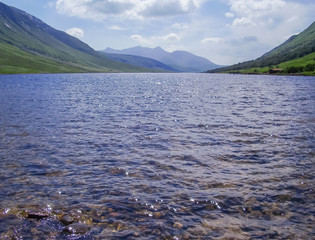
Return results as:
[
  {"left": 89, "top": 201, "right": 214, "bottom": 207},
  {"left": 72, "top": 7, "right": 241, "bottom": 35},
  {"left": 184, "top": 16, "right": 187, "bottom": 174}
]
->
[
  {"left": 101, "top": 51, "right": 178, "bottom": 72},
  {"left": 103, "top": 46, "right": 221, "bottom": 72}
]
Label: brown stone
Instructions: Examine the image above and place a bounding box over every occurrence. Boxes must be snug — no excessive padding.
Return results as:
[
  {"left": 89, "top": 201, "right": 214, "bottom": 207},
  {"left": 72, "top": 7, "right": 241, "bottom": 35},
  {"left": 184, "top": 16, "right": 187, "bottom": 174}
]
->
[{"left": 173, "top": 222, "right": 183, "bottom": 229}]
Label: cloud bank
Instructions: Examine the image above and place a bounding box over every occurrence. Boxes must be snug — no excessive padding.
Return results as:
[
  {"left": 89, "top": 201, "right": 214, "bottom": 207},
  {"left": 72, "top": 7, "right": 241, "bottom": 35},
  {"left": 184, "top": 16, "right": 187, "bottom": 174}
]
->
[
  {"left": 131, "top": 32, "right": 181, "bottom": 46},
  {"left": 56, "top": 0, "right": 202, "bottom": 21},
  {"left": 229, "top": 0, "right": 286, "bottom": 18},
  {"left": 54, "top": 0, "right": 315, "bottom": 65}
]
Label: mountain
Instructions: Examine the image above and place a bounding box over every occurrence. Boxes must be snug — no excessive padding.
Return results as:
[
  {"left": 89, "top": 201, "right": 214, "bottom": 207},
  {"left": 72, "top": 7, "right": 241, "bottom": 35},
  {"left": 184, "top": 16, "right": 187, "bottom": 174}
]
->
[
  {"left": 0, "top": 2, "right": 152, "bottom": 74},
  {"left": 100, "top": 52, "right": 177, "bottom": 72},
  {"left": 103, "top": 46, "right": 221, "bottom": 72},
  {"left": 209, "top": 21, "right": 315, "bottom": 75}
]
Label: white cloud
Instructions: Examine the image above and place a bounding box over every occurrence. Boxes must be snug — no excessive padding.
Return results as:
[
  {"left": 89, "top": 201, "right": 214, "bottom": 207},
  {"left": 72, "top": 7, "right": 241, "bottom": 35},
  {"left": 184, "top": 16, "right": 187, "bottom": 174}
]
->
[
  {"left": 225, "top": 12, "right": 234, "bottom": 18},
  {"left": 229, "top": 0, "right": 286, "bottom": 18},
  {"left": 201, "top": 37, "right": 222, "bottom": 44},
  {"left": 131, "top": 34, "right": 151, "bottom": 45},
  {"left": 226, "top": 0, "right": 312, "bottom": 41},
  {"left": 171, "top": 23, "right": 188, "bottom": 30},
  {"left": 130, "top": 33, "right": 181, "bottom": 48},
  {"left": 232, "top": 17, "right": 255, "bottom": 27},
  {"left": 227, "top": 0, "right": 288, "bottom": 27},
  {"left": 140, "top": 0, "right": 198, "bottom": 17},
  {"left": 56, "top": 0, "right": 135, "bottom": 21},
  {"left": 131, "top": 34, "right": 145, "bottom": 41},
  {"left": 66, "top": 27, "right": 84, "bottom": 38},
  {"left": 130, "top": 32, "right": 180, "bottom": 46},
  {"left": 56, "top": 0, "right": 133, "bottom": 17},
  {"left": 159, "top": 33, "right": 181, "bottom": 41},
  {"left": 56, "top": 0, "right": 204, "bottom": 21},
  {"left": 109, "top": 25, "right": 125, "bottom": 31}
]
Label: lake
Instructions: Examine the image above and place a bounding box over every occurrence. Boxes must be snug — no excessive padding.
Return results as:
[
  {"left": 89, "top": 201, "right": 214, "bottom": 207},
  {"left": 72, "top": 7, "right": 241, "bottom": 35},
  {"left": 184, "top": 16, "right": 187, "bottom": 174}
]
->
[{"left": 0, "top": 73, "right": 314, "bottom": 239}]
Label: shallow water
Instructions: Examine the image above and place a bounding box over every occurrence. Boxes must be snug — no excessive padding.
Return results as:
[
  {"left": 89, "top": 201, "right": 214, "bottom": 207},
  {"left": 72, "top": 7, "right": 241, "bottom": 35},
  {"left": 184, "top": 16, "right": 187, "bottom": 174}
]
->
[{"left": 0, "top": 73, "right": 314, "bottom": 239}]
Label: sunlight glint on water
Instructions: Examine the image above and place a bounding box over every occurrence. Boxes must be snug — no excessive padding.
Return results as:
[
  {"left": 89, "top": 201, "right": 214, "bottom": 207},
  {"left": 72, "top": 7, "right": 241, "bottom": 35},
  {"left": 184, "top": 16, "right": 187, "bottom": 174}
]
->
[{"left": 0, "top": 73, "right": 314, "bottom": 239}]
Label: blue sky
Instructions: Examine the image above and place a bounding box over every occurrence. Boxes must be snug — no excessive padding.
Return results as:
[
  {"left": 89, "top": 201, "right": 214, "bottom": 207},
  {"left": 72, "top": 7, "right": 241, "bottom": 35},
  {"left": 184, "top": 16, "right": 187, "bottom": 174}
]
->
[{"left": 2, "top": 0, "right": 315, "bottom": 65}]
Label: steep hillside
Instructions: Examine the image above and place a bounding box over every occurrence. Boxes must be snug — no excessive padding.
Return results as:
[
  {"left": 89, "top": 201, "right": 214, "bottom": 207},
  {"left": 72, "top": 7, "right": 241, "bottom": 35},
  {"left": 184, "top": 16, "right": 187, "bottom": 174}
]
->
[
  {"left": 261, "top": 21, "right": 315, "bottom": 64},
  {"left": 209, "top": 21, "right": 315, "bottom": 74},
  {"left": 0, "top": 2, "right": 149, "bottom": 73},
  {"left": 103, "top": 46, "right": 221, "bottom": 72}
]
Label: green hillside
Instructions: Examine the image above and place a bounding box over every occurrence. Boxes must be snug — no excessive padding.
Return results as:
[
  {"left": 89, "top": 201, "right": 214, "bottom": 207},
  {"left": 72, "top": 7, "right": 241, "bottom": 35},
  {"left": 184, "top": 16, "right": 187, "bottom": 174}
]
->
[
  {"left": 209, "top": 21, "right": 315, "bottom": 75},
  {"left": 0, "top": 2, "right": 149, "bottom": 74}
]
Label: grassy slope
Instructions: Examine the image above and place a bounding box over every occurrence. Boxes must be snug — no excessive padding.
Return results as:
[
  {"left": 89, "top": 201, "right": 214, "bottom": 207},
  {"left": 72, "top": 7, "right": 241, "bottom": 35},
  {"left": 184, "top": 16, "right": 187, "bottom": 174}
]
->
[
  {"left": 0, "top": 42, "right": 82, "bottom": 74},
  {"left": 209, "top": 21, "right": 315, "bottom": 75},
  {"left": 262, "top": 22, "right": 315, "bottom": 62},
  {"left": 0, "top": 3, "right": 151, "bottom": 74},
  {"left": 219, "top": 52, "right": 315, "bottom": 76}
]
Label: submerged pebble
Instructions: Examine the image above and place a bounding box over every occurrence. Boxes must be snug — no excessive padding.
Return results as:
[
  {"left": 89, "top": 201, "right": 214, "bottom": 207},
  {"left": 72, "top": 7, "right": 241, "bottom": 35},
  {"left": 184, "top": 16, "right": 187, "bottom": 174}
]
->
[
  {"left": 64, "top": 223, "right": 90, "bottom": 235},
  {"left": 59, "top": 214, "right": 75, "bottom": 225},
  {"left": 173, "top": 222, "right": 183, "bottom": 229}
]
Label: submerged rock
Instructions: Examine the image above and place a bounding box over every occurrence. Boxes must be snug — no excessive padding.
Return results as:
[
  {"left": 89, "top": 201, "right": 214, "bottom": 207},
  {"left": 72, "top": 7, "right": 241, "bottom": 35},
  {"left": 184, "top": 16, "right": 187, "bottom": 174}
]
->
[
  {"left": 173, "top": 222, "right": 183, "bottom": 229},
  {"left": 188, "top": 225, "right": 207, "bottom": 236},
  {"left": 63, "top": 223, "right": 90, "bottom": 235},
  {"left": 25, "top": 211, "right": 50, "bottom": 220},
  {"left": 59, "top": 214, "right": 75, "bottom": 225}
]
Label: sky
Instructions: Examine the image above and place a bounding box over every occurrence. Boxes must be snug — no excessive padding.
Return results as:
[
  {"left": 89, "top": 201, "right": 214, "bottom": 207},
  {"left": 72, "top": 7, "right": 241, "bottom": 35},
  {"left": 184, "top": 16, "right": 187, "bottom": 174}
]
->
[{"left": 1, "top": 0, "right": 315, "bottom": 65}]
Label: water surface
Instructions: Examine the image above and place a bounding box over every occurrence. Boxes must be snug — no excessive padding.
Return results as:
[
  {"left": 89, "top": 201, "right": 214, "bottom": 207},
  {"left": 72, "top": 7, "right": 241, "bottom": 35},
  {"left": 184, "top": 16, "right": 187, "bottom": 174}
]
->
[{"left": 0, "top": 73, "right": 314, "bottom": 239}]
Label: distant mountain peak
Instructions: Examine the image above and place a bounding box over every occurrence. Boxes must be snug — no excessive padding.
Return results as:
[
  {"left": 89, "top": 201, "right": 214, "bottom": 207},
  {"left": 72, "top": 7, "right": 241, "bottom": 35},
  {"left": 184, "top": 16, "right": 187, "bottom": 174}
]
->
[
  {"left": 153, "top": 46, "right": 165, "bottom": 51},
  {"left": 102, "top": 46, "right": 220, "bottom": 72}
]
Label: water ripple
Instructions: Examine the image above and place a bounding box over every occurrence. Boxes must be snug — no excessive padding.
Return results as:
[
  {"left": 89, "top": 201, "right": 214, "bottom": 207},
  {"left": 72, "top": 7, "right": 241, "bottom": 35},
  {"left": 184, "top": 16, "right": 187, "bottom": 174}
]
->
[{"left": 0, "top": 73, "right": 314, "bottom": 239}]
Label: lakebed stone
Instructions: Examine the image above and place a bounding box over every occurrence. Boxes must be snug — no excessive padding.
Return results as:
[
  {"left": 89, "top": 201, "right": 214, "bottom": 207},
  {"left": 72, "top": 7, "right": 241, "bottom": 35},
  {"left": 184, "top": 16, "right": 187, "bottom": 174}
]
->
[
  {"left": 63, "top": 223, "right": 90, "bottom": 235},
  {"left": 173, "top": 222, "right": 184, "bottom": 229},
  {"left": 59, "top": 214, "right": 75, "bottom": 225}
]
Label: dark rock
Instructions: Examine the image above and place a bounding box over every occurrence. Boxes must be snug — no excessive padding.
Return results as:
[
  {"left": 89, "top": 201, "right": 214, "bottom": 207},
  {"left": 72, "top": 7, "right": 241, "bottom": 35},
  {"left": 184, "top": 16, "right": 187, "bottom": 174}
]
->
[{"left": 26, "top": 212, "right": 49, "bottom": 220}]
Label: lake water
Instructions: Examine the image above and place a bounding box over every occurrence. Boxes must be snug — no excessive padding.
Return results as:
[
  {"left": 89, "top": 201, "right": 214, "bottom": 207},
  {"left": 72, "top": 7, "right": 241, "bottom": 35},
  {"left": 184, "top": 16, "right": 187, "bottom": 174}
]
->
[{"left": 0, "top": 73, "right": 314, "bottom": 239}]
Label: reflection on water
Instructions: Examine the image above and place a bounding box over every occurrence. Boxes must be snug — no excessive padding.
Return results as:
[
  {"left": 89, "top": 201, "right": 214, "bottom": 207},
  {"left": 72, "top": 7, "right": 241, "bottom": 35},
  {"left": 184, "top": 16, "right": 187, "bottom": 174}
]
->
[{"left": 0, "top": 73, "right": 314, "bottom": 239}]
